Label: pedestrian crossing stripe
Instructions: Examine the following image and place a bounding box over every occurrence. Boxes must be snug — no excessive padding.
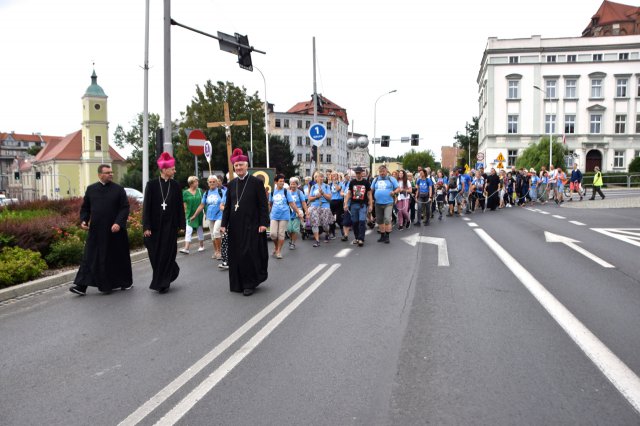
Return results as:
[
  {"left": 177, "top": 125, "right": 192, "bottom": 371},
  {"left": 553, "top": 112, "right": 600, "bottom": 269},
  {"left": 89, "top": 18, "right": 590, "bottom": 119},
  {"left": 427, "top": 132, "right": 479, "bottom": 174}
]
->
[{"left": 591, "top": 228, "right": 640, "bottom": 248}]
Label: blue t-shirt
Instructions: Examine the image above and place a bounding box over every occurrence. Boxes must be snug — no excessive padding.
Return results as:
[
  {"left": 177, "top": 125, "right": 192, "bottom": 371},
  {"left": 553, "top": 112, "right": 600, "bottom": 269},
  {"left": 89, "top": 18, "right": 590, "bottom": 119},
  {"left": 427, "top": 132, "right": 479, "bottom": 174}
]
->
[
  {"left": 372, "top": 176, "right": 399, "bottom": 205},
  {"left": 309, "top": 183, "right": 331, "bottom": 208},
  {"left": 530, "top": 175, "right": 539, "bottom": 189},
  {"left": 201, "top": 187, "right": 226, "bottom": 221},
  {"left": 460, "top": 174, "right": 472, "bottom": 192},
  {"left": 416, "top": 178, "right": 433, "bottom": 196},
  {"left": 288, "top": 189, "right": 306, "bottom": 219},
  {"left": 330, "top": 181, "right": 344, "bottom": 201},
  {"left": 269, "top": 188, "right": 295, "bottom": 220},
  {"left": 473, "top": 177, "right": 485, "bottom": 193}
]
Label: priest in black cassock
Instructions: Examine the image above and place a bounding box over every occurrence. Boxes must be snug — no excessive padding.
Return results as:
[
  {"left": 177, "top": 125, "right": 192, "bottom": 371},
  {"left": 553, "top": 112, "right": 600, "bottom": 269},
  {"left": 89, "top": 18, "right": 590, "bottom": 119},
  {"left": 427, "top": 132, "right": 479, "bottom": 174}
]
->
[
  {"left": 220, "top": 148, "right": 269, "bottom": 296},
  {"left": 486, "top": 167, "right": 501, "bottom": 211},
  {"left": 142, "top": 152, "right": 185, "bottom": 293},
  {"left": 70, "top": 164, "right": 132, "bottom": 296}
]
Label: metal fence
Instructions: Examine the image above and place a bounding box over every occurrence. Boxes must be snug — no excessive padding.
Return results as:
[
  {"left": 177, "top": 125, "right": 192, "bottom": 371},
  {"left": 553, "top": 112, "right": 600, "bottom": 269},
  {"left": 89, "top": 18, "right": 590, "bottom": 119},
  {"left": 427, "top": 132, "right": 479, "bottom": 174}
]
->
[{"left": 581, "top": 173, "right": 640, "bottom": 188}]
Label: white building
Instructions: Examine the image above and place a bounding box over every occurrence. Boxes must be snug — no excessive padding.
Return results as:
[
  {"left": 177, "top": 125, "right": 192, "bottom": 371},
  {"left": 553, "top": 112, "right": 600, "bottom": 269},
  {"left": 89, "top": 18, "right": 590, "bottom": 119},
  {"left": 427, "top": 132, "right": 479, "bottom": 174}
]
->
[
  {"left": 477, "top": 34, "right": 640, "bottom": 172},
  {"left": 269, "top": 95, "right": 349, "bottom": 177}
]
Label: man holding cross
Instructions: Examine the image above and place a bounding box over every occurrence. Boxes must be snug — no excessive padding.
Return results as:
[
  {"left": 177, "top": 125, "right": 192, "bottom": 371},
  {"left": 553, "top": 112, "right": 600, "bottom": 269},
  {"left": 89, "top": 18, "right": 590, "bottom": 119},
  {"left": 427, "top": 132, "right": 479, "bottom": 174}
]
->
[
  {"left": 142, "top": 152, "right": 185, "bottom": 293},
  {"left": 220, "top": 148, "right": 270, "bottom": 296}
]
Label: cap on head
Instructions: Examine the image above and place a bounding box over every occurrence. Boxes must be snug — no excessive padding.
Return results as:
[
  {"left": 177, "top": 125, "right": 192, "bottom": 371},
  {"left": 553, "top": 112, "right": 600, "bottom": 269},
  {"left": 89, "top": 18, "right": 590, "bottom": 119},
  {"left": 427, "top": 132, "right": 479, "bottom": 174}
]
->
[{"left": 353, "top": 166, "right": 364, "bottom": 173}]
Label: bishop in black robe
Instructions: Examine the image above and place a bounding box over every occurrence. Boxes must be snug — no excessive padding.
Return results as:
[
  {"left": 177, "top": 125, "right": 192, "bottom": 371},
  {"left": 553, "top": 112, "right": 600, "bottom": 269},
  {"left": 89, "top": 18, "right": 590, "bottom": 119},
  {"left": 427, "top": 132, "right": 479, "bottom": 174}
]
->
[
  {"left": 143, "top": 168, "right": 185, "bottom": 293},
  {"left": 221, "top": 155, "right": 269, "bottom": 295},
  {"left": 73, "top": 170, "right": 132, "bottom": 293}
]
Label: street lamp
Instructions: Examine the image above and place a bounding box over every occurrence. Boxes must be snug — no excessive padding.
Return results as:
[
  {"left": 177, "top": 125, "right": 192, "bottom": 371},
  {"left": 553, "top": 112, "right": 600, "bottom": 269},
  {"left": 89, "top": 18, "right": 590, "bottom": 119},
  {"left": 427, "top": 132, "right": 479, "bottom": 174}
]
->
[
  {"left": 373, "top": 89, "right": 397, "bottom": 166},
  {"left": 254, "top": 65, "right": 269, "bottom": 168},
  {"left": 534, "top": 85, "right": 553, "bottom": 168}
]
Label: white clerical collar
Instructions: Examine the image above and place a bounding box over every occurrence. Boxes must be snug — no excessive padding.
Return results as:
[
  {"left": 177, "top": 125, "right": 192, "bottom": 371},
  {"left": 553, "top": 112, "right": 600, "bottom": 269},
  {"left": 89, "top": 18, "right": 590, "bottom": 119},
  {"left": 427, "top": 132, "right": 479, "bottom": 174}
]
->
[{"left": 237, "top": 173, "right": 248, "bottom": 180}]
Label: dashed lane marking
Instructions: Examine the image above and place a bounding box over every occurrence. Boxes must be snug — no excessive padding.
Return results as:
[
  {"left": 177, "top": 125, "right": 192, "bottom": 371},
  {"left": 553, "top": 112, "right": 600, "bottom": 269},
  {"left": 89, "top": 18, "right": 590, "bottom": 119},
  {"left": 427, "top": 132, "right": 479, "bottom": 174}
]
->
[
  {"left": 569, "top": 221, "right": 586, "bottom": 226},
  {"left": 552, "top": 215, "right": 566, "bottom": 219},
  {"left": 334, "top": 249, "right": 352, "bottom": 258}
]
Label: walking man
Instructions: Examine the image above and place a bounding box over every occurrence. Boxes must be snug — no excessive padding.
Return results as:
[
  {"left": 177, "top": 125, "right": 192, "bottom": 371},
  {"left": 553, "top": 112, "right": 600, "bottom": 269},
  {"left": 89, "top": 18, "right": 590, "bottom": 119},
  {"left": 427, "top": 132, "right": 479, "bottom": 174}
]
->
[
  {"left": 344, "top": 166, "right": 373, "bottom": 247},
  {"left": 142, "top": 152, "right": 185, "bottom": 294},
  {"left": 70, "top": 164, "right": 132, "bottom": 295},
  {"left": 220, "top": 148, "right": 270, "bottom": 296},
  {"left": 372, "top": 165, "right": 399, "bottom": 243},
  {"left": 589, "top": 166, "right": 605, "bottom": 200}
]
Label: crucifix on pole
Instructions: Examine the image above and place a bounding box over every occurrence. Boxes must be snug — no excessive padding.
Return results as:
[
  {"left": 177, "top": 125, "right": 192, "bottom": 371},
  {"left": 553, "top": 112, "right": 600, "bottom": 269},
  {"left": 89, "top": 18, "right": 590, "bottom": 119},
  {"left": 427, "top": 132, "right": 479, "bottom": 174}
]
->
[{"left": 207, "top": 102, "right": 249, "bottom": 180}]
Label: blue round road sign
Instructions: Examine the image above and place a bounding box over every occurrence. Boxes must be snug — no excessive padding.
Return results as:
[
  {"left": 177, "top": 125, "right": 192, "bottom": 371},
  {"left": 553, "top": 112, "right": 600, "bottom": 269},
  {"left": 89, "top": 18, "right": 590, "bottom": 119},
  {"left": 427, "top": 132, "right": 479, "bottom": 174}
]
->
[{"left": 308, "top": 123, "right": 327, "bottom": 146}]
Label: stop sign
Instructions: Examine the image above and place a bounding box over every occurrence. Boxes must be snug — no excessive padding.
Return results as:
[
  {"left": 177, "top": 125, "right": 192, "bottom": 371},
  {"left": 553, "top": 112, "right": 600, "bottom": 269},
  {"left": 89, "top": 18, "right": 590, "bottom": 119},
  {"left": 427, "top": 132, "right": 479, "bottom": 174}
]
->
[{"left": 188, "top": 130, "right": 207, "bottom": 156}]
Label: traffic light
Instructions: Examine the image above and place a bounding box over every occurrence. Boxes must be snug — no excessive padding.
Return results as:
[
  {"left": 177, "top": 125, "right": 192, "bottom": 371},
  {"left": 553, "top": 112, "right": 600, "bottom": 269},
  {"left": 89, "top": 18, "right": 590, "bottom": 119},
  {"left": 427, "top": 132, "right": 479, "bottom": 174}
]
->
[
  {"left": 155, "top": 128, "right": 164, "bottom": 159},
  {"left": 235, "top": 33, "right": 253, "bottom": 72},
  {"left": 13, "top": 171, "right": 19, "bottom": 180},
  {"left": 411, "top": 134, "right": 419, "bottom": 146},
  {"left": 381, "top": 135, "right": 390, "bottom": 147},
  {"left": 35, "top": 171, "right": 41, "bottom": 180}
]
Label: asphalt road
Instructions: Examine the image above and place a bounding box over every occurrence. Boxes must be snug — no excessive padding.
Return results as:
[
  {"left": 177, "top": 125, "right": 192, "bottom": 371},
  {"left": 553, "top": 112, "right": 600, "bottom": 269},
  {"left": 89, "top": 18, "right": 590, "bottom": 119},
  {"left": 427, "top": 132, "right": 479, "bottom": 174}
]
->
[{"left": 1, "top": 199, "right": 639, "bottom": 425}]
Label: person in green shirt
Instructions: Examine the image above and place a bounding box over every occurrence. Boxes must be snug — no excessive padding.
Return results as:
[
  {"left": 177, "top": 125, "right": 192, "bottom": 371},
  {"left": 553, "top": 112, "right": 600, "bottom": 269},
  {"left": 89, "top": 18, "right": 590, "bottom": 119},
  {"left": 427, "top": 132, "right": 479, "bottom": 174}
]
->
[
  {"left": 589, "top": 166, "right": 605, "bottom": 200},
  {"left": 180, "top": 176, "right": 205, "bottom": 254}
]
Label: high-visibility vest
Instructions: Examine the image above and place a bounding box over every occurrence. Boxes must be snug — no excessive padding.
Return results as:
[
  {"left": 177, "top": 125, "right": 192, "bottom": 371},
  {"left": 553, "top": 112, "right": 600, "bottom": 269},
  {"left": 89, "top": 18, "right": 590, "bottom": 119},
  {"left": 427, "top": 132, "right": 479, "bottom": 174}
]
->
[{"left": 593, "top": 172, "right": 603, "bottom": 186}]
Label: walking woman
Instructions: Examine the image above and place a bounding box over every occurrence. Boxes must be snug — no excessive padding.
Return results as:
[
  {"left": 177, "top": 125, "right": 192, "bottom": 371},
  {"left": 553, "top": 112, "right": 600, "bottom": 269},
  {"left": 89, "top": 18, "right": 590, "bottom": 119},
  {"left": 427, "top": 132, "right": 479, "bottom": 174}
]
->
[
  {"left": 191, "top": 175, "right": 226, "bottom": 259},
  {"left": 269, "top": 174, "right": 304, "bottom": 259},
  {"left": 396, "top": 170, "right": 412, "bottom": 229},
  {"left": 308, "top": 171, "right": 334, "bottom": 247},
  {"left": 328, "top": 171, "right": 345, "bottom": 239},
  {"left": 287, "top": 177, "right": 309, "bottom": 250},
  {"left": 180, "top": 176, "right": 204, "bottom": 254}
]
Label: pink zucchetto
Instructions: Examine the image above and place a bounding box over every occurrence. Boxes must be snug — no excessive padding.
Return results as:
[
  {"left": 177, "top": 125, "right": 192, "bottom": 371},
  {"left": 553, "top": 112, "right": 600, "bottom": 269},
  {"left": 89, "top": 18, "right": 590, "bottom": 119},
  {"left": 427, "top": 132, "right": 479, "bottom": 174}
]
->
[
  {"left": 230, "top": 148, "right": 248, "bottom": 164},
  {"left": 157, "top": 152, "right": 175, "bottom": 169}
]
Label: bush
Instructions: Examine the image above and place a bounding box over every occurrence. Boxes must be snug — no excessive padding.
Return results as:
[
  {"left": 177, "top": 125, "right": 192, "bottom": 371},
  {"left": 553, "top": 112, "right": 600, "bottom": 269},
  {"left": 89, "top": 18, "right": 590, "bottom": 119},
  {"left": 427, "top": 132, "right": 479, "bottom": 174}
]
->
[
  {"left": 629, "top": 157, "right": 640, "bottom": 174},
  {"left": 127, "top": 205, "right": 144, "bottom": 249},
  {"left": 44, "top": 235, "right": 85, "bottom": 268},
  {"left": 0, "top": 215, "right": 71, "bottom": 255},
  {"left": 0, "top": 246, "right": 48, "bottom": 288}
]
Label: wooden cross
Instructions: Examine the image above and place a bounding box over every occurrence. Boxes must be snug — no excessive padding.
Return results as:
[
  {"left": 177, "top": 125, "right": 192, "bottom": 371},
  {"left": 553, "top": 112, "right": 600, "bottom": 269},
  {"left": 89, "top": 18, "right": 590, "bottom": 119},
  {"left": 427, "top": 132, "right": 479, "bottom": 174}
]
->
[{"left": 207, "top": 102, "right": 249, "bottom": 180}]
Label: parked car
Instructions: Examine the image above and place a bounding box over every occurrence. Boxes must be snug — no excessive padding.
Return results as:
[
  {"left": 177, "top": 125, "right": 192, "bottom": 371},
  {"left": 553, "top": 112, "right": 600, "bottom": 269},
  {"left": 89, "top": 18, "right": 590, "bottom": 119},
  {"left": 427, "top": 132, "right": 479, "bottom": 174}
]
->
[{"left": 124, "top": 188, "right": 144, "bottom": 203}]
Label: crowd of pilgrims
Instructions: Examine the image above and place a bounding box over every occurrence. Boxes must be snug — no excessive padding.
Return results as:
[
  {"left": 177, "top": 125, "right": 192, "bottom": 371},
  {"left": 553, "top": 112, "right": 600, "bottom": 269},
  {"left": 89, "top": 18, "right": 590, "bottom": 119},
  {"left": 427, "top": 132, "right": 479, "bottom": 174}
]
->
[{"left": 181, "top": 163, "right": 584, "bottom": 261}]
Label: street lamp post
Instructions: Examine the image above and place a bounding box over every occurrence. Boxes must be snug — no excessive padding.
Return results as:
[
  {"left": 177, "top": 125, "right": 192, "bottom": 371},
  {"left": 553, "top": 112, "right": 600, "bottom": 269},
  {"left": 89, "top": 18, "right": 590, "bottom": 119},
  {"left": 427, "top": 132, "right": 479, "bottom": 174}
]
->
[
  {"left": 373, "top": 89, "right": 397, "bottom": 167},
  {"left": 534, "top": 85, "right": 553, "bottom": 168},
  {"left": 254, "top": 65, "right": 269, "bottom": 168}
]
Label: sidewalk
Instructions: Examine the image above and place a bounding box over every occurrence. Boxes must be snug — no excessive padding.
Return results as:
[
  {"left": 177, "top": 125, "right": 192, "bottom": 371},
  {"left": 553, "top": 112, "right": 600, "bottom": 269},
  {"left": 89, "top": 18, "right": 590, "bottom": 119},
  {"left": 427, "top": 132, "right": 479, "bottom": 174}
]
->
[{"left": 561, "top": 196, "right": 640, "bottom": 209}]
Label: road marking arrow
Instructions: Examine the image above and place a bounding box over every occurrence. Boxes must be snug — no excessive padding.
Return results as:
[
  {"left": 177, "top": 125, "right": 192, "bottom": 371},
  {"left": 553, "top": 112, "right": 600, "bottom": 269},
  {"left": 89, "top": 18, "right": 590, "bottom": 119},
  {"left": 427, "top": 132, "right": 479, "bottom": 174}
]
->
[
  {"left": 544, "top": 231, "right": 614, "bottom": 268},
  {"left": 403, "top": 234, "right": 449, "bottom": 266}
]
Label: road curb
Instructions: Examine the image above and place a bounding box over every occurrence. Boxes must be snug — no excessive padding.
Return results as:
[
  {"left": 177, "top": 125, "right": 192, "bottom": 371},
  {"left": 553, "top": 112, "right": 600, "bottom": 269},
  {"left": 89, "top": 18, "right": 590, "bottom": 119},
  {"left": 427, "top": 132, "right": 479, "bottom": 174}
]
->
[
  {"left": 0, "top": 249, "right": 150, "bottom": 303},
  {"left": 561, "top": 196, "right": 640, "bottom": 209}
]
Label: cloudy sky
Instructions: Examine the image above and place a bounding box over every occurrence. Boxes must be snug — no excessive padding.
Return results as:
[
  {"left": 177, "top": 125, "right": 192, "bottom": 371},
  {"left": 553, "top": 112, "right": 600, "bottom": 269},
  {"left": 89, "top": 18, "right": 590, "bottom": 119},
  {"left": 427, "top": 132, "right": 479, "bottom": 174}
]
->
[{"left": 1, "top": 0, "right": 606, "bottom": 160}]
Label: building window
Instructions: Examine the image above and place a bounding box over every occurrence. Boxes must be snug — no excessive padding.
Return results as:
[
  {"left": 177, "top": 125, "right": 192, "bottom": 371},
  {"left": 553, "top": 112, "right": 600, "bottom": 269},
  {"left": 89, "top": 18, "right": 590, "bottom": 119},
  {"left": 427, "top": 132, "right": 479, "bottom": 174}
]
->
[
  {"left": 637, "top": 78, "right": 640, "bottom": 97},
  {"left": 327, "top": 121, "right": 332, "bottom": 130},
  {"left": 305, "top": 153, "right": 311, "bottom": 162},
  {"left": 564, "top": 115, "right": 576, "bottom": 134},
  {"left": 565, "top": 79, "right": 577, "bottom": 98},
  {"left": 305, "top": 137, "right": 310, "bottom": 146},
  {"left": 327, "top": 154, "right": 332, "bottom": 163},
  {"left": 590, "top": 114, "right": 602, "bottom": 133},
  {"left": 297, "top": 153, "right": 302, "bottom": 162},
  {"left": 593, "top": 53, "right": 603, "bottom": 61},
  {"left": 616, "top": 78, "right": 628, "bottom": 97},
  {"left": 546, "top": 55, "right": 556, "bottom": 63},
  {"left": 284, "top": 119, "right": 290, "bottom": 128},
  {"left": 619, "top": 53, "right": 629, "bottom": 60},
  {"left": 507, "top": 115, "right": 518, "bottom": 133},
  {"left": 297, "top": 120, "right": 303, "bottom": 129},
  {"left": 326, "top": 138, "right": 332, "bottom": 147},
  {"left": 508, "top": 80, "right": 519, "bottom": 99},
  {"left": 275, "top": 119, "right": 281, "bottom": 128},
  {"left": 615, "top": 115, "right": 626, "bottom": 134},
  {"left": 637, "top": 114, "right": 640, "bottom": 133},
  {"left": 614, "top": 151, "right": 625, "bottom": 168},
  {"left": 297, "top": 136, "right": 303, "bottom": 146},
  {"left": 545, "top": 114, "right": 556, "bottom": 134},
  {"left": 305, "top": 120, "right": 311, "bottom": 129},
  {"left": 509, "top": 56, "right": 519, "bottom": 64},
  {"left": 319, "top": 154, "right": 324, "bottom": 163},
  {"left": 635, "top": 150, "right": 640, "bottom": 158},
  {"left": 567, "top": 54, "right": 577, "bottom": 62},
  {"left": 591, "top": 79, "right": 603, "bottom": 98},
  {"left": 284, "top": 135, "right": 290, "bottom": 144},
  {"left": 507, "top": 150, "right": 517, "bottom": 167},
  {"left": 545, "top": 80, "right": 557, "bottom": 98},
  {"left": 95, "top": 135, "right": 102, "bottom": 151}
]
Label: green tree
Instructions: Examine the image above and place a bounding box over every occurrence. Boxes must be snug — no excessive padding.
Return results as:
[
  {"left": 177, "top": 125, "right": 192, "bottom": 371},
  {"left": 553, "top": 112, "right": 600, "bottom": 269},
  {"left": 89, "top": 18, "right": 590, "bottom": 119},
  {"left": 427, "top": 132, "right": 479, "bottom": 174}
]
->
[
  {"left": 27, "top": 146, "right": 43, "bottom": 156},
  {"left": 402, "top": 149, "right": 437, "bottom": 172},
  {"left": 267, "top": 135, "right": 295, "bottom": 177},
  {"left": 629, "top": 156, "right": 640, "bottom": 173},
  {"left": 113, "top": 112, "right": 162, "bottom": 190},
  {"left": 453, "top": 117, "right": 479, "bottom": 167},
  {"left": 516, "top": 136, "right": 568, "bottom": 171},
  {"left": 178, "top": 80, "right": 266, "bottom": 184}
]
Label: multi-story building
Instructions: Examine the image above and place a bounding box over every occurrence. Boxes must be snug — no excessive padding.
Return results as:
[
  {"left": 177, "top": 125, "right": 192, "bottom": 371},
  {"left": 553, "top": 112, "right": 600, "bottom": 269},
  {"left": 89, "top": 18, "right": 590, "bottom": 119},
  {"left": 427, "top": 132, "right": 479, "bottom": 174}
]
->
[
  {"left": 441, "top": 145, "right": 461, "bottom": 170},
  {"left": 269, "top": 95, "right": 349, "bottom": 176},
  {"left": 477, "top": 2, "right": 640, "bottom": 172}
]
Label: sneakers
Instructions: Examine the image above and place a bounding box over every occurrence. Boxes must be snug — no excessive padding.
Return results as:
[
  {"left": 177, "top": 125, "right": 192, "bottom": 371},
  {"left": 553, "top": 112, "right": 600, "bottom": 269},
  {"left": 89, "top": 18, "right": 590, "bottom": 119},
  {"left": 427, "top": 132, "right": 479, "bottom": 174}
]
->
[
  {"left": 121, "top": 284, "right": 134, "bottom": 291},
  {"left": 324, "top": 234, "right": 330, "bottom": 243},
  {"left": 69, "top": 285, "right": 86, "bottom": 296},
  {"left": 329, "top": 234, "right": 336, "bottom": 240},
  {"left": 197, "top": 246, "right": 205, "bottom": 252},
  {"left": 313, "top": 240, "right": 320, "bottom": 247},
  {"left": 357, "top": 240, "right": 364, "bottom": 247},
  {"left": 397, "top": 225, "right": 404, "bottom": 231},
  {"left": 341, "top": 235, "right": 349, "bottom": 242},
  {"left": 289, "top": 242, "right": 296, "bottom": 250},
  {"left": 276, "top": 253, "right": 283, "bottom": 259},
  {"left": 405, "top": 222, "right": 411, "bottom": 229},
  {"left": 179, "top": 248, "right": 189, "bottom": 254},
  {"left": 351, "top": 239, "right": 359, "bottom": 245},
  {"left": 218, "top": 262, "right": 229, "bottom": 270}
]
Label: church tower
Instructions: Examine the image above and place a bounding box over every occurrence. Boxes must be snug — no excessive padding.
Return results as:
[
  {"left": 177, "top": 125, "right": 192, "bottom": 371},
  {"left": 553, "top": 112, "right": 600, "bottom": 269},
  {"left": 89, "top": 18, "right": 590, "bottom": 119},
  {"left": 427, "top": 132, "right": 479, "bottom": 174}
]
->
[{"left": 80, "top": 69, "right": 110, "bottom": 187}]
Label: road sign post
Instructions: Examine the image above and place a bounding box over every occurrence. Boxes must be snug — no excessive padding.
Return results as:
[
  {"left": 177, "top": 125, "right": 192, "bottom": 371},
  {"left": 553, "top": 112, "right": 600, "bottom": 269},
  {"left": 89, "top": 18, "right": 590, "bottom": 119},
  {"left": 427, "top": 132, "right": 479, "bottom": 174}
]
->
[{"left": 308, "top": 123, "right": 327, "bottom": 167}]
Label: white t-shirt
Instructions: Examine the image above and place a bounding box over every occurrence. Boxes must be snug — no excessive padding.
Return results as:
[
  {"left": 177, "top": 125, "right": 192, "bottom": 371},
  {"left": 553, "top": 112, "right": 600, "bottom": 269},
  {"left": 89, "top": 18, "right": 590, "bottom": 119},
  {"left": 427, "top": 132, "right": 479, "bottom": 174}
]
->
[{"left": 397, "top": 181, "right": 411, "bottom": 201}]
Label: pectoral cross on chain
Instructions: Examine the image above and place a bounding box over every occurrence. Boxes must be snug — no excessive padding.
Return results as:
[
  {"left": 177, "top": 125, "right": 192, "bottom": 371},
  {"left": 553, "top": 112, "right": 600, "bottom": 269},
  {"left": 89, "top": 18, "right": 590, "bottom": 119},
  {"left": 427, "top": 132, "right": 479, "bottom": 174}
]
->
[
  {"left": 234, "top": 203, "right": 239, "bottom": 212},
  {"left": 161, "top": 202, "right": 167, "bottom": 211}
]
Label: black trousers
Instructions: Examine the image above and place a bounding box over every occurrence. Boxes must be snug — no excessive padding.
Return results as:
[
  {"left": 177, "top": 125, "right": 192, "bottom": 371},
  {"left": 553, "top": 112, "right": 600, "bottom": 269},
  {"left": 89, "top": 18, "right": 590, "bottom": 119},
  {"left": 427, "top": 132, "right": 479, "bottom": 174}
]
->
[
  {"left": 591, "top": 186, "right": 604, "bottom": 199},
  {"left": 329, "top": 200, "right": 344, "bottom": 236}
]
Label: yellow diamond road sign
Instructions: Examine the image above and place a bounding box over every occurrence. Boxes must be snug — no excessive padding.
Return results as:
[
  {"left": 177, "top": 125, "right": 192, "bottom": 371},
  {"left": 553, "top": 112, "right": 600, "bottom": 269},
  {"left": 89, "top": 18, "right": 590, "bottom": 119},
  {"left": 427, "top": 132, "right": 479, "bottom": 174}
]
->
[{"left": 496, "top": 152, "right": 505, "bottom": 162}]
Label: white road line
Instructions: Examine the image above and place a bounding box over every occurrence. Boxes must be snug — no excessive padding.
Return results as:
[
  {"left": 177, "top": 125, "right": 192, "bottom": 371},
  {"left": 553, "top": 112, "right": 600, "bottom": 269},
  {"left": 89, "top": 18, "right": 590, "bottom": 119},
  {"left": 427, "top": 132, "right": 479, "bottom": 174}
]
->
[
  {"left": 467, "top": 222, "right": 478, "bottom": 227},
  {"left": 539, "top": 211, "right": 551, "bottom": 215},
  {"left": 591, "top": 228, "right": 640, "bottom": 248},
  {"left": 569, "top": 221, "right": 586, "bottom": 226},
  {"left": 474, "top": 228, "right": 640, "bottom": 414},
  {"left": 365, "top": 229, "right": 373, "bottom": 235},
  {"left": 117, "top": 264, "right": 328, "bottom": 426},
  {"left": 334, "top": 248, "right": 352, "bottom": 258},
  {"left": 552, "top": 215, "right": 566, "bottom": 219},
  {"left": 155, "top": 264, "right": 342, "bottom": 426},
  {"left": 463, "top": 217, "right": 471, "bottom": 221}
]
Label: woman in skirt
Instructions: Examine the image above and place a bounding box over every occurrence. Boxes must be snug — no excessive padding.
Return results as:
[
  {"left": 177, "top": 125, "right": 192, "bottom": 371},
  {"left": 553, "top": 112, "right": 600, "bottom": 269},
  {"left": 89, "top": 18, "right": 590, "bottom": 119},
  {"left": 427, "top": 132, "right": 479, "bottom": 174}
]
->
[{"left": 307, "top": 171, "right": 334, "bottom": 247}]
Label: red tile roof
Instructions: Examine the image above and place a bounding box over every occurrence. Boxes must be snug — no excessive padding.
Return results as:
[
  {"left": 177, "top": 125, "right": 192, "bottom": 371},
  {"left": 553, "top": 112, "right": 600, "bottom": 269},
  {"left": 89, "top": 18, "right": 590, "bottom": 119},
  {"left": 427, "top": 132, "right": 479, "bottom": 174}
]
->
[
  {"left": 0, "top": 132, "right": 63, "bottom": 144},
  {"left": 286, "top": 94, "right": 349, "bottom": 125},
  {"left": 34, "top": 130, "right": 125, "bottom": 163},
  {"left": 591, "top": 0, "right": 638, "bottom": 25}
]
